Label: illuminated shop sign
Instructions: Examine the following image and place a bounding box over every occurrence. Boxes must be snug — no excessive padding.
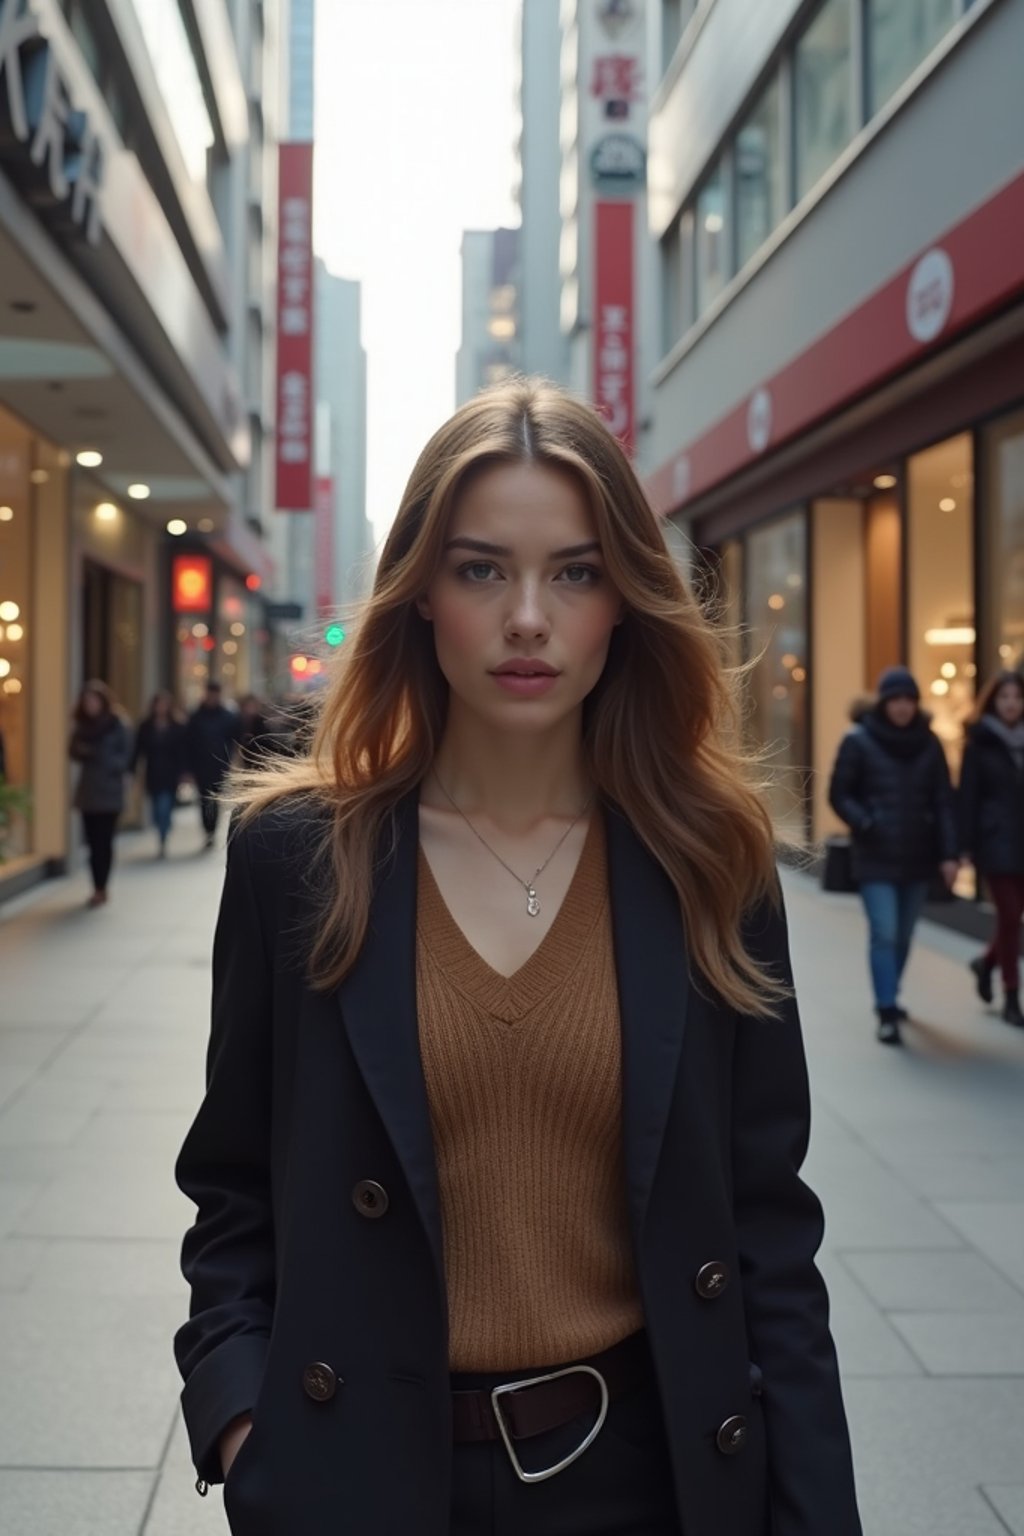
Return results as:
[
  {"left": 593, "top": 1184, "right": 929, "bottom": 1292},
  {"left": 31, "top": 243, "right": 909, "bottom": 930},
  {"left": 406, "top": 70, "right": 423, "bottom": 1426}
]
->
[
  {"left": 172, "top": 554, "right": 213, "bottom": 614},
  {"left": 0, "top": 0, "right": 106, "bottom": 245}
]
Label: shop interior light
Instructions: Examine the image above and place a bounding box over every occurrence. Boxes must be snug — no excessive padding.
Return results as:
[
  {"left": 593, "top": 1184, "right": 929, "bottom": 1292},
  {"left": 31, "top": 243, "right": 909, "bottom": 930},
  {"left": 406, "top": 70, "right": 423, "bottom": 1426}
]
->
[
  {"left": 95, "top": 502, "right": 118, "bottom": 521},
  {"left": 167, "top": 518, "right": 187, "bottom": 536},
  {"left": 198, "top": 518, "right": 215, "bottom": 533},
  {"left": 0, "top": 505, "right": 12, "bottom": 521},
  {"left": 0, "top": 601, "right": 19, "bottom": 622},
  {"left": 29, "top": 469, "right": 48, "bottom": 485},
  {"left": 873, "top": 473, "right": 898, "bottom": 490},
  {"left": 127, "top": 483, "right": 151, "bottom": 500},
  {"left": 3, "top": 677, "right": 22, "bottom": 694},
  {"left": 230, "top": 621, "right": 246, "bottom": 637},
  {"left": 191, "top": 622, "right": 209, "bottom": 638},
  {"left": 939, "top": 498, "right": 956, "bottom": 512},
  {"left": 6, "top": 623, "right": 23, "bottom": 641},
  {"left": 924, "top": 626, "right": 975, "bottom": 646},
  {"left": 76, "top": 449, "right": 103, "bottom": 467},
  {"left": 0, "top": 659, "right": 10, "bottom": 677},
  {"left": 940, "top": 662, "right": 957, "bottom": 679},
  {"left": 767, "top": 594, "right": 785, "bottom": 611},
  {"left": 930, "top": 679, "right": 950, "bottom": 697}
]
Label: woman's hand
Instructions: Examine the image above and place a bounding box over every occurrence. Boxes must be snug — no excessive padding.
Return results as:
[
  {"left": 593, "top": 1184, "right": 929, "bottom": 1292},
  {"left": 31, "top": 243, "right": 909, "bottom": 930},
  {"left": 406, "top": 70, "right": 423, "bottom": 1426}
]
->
[
  {"left": 940, "top": 860, "right": 959, "bottom": 889},
  {"left": 220, "top": 1413, "right": 253, "bottom": 1480}
]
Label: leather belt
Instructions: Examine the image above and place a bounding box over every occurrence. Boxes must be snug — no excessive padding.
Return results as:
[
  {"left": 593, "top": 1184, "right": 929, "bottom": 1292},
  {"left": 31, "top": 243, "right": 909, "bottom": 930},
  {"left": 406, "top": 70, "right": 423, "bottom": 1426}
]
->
[{"left": 451, "top": 1331, "right": 652, "bottom": 1445}]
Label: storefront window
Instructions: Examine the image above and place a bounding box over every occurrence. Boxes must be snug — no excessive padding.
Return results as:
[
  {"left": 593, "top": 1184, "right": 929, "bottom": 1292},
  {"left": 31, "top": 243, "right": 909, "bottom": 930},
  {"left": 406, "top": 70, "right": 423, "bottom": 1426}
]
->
[
  {"left": 661, "top": 207, "right": 694, "bottom": 351},
  {"left": 696, "top": 159, "right": 730, "bottom": 316},
  {"left": 794, "top": 0, "right": 854, "bottom": 203},
  {"left": 0, "top": 412, "right": 32, "bottom": 858},
  {"left": 745, "top": 511, "right": 809, "bottom": 841},
  {"left": 907, "top": 432, "right": 974, "bottom": 775},
  {"left": 868, "top": 0, "right": 959, "bottom": 116},
  {"left": 735, "top": 73, "right": 782, "bottom": 271},
  {"left": 982, "top": 407, "right": 1024, "bottom": 677}
]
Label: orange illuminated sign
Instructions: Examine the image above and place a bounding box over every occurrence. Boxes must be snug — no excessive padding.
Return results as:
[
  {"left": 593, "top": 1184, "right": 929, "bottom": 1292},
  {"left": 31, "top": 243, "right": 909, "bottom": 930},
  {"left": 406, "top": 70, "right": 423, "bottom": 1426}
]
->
[{"left": 172, "top": 555, "right": 213, "bottom": 613}]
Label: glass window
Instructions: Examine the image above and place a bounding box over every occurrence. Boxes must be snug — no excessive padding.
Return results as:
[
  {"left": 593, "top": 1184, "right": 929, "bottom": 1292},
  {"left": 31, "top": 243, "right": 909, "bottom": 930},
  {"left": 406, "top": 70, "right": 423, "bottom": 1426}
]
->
[
  {"left": 130, "top": 0, "right": 216, "bottom": 185},
  {"left": 794, "top": 0, "right": 854, "bottom": 203},
  {"left": 745, "top": 511, "right": 809, "bottom": 842},
  {"left": 983, "top": 407, "right": 1024, "bottom": 676},
  {"left": 735, "top": 73, "right": 782, "bottom": 270},
  {"left": 0, "top": 409, "right": 32, "bottom": 859},
  {"left": 696, "top": 160, "right": 730, "bottom": 316},
  {"left": 907, "top": 432, "right": 974, "bottom": 776},
  {"left": 661, "top": 207, "right": 694, "bottom": 351},
  {"left": 868, "top": 0, "right": 959, "bottom": 115}
]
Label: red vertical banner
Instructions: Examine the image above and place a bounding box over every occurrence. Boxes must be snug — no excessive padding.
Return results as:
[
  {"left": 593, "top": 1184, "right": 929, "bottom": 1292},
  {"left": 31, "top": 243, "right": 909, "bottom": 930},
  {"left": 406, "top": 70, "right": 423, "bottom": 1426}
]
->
[
  {"left": 593, "top": 200, "right": 635, "bottom": 454},
  {"left": 275, "top": 143, "right": 314, "bottom": 510},
  {"left": 314, "top": 475, "right": 335, "bottom": 617}
]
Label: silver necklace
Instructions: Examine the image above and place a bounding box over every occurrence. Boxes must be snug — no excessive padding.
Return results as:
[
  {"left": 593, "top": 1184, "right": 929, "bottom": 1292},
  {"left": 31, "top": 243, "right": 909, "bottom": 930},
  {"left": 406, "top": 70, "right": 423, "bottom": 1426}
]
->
[{"left": 431, "top": 771, "right": 593, "bottom": 917}]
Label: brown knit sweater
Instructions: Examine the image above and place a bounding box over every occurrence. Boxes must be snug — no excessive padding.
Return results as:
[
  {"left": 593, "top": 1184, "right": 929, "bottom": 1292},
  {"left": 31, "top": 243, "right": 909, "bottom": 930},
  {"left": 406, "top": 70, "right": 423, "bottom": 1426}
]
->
[{"left": 416, "top": 812, "right": 644, "bottom": 1371}]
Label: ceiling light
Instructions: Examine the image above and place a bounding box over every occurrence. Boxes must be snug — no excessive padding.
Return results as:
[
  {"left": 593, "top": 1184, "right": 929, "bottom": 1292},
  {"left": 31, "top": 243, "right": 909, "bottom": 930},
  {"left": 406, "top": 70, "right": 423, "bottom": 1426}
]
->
[
  {"left": 6, "top": 622, "right": 23, "bottom": 641},
  {"left": 0, "top": 505, "right": 12, "bottom": 521},
  {"left": 167, "top": 518, "right": 188, "bottom": 536},
  {"left": 3, "top": 677, "right": 22, "bottom": 694},
  {"left": 0, "top": 601, "right": 20, "bottom": 622},
  {"left": 95, "top": 502, "right": 118, "bottom": 521},
  {"left": 873, "top": 474, "right": 897, "bottom": 490},
  {"left": 939, "top": 497, "right": 956, "bottom": 512},
  {"left": 767, "top": 594, "right": 785, "bottom": 611},
  {"left": 0, "top": 659, "right": 9, "bottom": 678},
  {"left": 76, "top": 449, "right": 103, "bottom": 467},
  {"left": 924, "top": 626, "right": 975, "bottom": 646},
  {"left": 127, "top": 483, "right": 151, "bottom": 500}
]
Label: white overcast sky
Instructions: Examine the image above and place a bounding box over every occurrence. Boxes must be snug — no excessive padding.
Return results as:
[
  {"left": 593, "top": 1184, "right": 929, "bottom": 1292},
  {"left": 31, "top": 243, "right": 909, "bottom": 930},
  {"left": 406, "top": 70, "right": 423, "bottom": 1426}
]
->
[{"left": 313, "top": 0, "right": 522, "bottom": 548}]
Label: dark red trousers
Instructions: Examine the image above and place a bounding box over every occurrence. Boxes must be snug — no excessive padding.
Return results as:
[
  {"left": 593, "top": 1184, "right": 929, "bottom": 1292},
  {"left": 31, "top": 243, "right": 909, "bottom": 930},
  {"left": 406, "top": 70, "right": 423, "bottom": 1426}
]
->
[{"left": 983, "top": 874, "right": 1024, "bottom": 990}]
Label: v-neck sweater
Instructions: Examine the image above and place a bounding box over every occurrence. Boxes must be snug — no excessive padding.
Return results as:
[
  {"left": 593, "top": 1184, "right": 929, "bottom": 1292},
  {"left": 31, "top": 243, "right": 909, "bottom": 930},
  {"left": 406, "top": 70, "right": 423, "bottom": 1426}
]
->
[{"left": 416, "top": 813, "right": 644, "bottom": 1371}]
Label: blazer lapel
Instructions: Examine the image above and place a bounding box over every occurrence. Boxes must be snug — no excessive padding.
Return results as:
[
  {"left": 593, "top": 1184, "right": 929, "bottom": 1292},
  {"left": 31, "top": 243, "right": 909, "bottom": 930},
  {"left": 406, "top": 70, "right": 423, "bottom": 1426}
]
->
[
  {"left": 606, "top": 806, "right": 691, "bottom": 1244},
  {"left": 338, "top": 790, "right": 445, "bottom": 1293}
]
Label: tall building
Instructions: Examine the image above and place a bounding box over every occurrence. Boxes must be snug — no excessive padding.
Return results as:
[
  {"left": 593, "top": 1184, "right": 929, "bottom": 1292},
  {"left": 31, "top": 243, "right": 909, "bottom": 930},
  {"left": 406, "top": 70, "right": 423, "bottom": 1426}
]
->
[
  {"left": 643, "top": 0, "right": 1024, "bottom": 846},
  {"left": 517, "top": 0, "right": 570, "bottom": 385},
  {"left": 315, "top": 263, "right": 373, "bottom": 608},
  {"left": 456, "top": 227, "right": 521, "bottom": 405},
  {"left": 0, "top": 0, "right": 286, "bottom": 897}
]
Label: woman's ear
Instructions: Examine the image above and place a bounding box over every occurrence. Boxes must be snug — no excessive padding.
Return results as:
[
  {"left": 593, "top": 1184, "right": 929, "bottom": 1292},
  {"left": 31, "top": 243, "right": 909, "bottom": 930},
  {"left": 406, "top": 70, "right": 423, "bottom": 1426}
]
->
[{"left": 416, "top": 594, "right": 433, "bottom": 621}]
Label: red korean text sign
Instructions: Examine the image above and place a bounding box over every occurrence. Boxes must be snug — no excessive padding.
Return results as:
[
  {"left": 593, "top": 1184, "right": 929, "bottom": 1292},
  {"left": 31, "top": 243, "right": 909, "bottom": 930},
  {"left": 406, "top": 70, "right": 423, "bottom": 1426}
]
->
[
  {"left": 171, "top": 555, "right": 213, "bottom": 614},
  {"left": 593, "top": 200, "right": 635, "bottom": 454},
  {"left": 275, "top": 143, "right": 314, "bottom": 510},
  {"left": 314, "top": 476, "right": 335, "bottom": 617}
]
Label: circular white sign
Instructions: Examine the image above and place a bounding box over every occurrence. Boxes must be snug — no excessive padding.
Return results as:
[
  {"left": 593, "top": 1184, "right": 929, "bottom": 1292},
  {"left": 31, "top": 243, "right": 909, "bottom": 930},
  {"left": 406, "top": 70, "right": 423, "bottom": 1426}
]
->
[
  {"left": 747, "top": 388, "right": 773, "bottom": 454},
  {"left": 906, "top": 248, "right": 954, "bottom": 344}
]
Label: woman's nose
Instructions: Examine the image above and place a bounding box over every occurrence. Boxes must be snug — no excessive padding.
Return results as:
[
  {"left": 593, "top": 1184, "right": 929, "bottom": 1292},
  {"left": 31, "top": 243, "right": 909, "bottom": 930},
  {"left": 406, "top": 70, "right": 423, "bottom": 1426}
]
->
[{"left": 504, "top": 581, "right": 550, "bottom": 640}]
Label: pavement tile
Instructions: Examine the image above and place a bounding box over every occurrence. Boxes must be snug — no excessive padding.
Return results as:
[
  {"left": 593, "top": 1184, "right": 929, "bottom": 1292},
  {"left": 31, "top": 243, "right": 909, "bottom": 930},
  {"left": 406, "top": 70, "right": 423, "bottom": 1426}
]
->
[
  {"left": 0, "top": 1293, "right": 181, "bottom": 1465},
  {"left": 143, "top": 1417, "right": 226, "bottom": 1536},
  {"left": 815, "top": 1252, "right": 923, "bottom": 1377},
  {"left": 0, "top": 1235, "right": 45, "bottom": 1290},
  {"left": 981, "top": 1485, "right": 1024, "bottom": 1536},
  {"left": 841, "top": 1249, "right": 1024, "bottom": 1312},
  {"left": 888, "top": 1311, "right": 1024, "bottom": 1374},
  {"left": 935, "top": 1203, "right": 1024, "bottom": 1289},
  {"left": 0, "top": 1100, "right": 97, "bottom": 1148},
  {"left": 0, "top": 1181, "right": 45, "bottom": 1240},
  {"left": 0, "top": 1471, "right": 154, "bottom": 1536},
  {"left": 0, "top": 1237, "right": 186, "bottom": 1297}
]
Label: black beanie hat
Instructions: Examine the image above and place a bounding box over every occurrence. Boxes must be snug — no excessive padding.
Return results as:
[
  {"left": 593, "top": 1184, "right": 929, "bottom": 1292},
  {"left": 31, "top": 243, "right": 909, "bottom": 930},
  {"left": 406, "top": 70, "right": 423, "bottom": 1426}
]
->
[{"left": 877, "top": 665, "right": 920, "bottom": 703}]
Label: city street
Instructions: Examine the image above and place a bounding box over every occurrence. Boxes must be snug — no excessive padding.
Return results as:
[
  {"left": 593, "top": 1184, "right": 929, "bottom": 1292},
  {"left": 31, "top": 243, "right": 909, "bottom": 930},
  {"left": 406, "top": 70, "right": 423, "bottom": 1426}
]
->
[{"left": 1, "top": 823, "right": 1023, "bottom": 1536}]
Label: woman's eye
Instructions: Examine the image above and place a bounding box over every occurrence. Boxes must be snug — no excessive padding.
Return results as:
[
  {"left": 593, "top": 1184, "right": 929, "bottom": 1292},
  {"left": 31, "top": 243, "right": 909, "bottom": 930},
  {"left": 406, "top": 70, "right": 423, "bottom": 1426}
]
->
[
  {"left": 560, "top": 564, "right": 600, "bottom": 585},
  {"left": 459, "top": 562, "right": 499, "bottom": 582}
]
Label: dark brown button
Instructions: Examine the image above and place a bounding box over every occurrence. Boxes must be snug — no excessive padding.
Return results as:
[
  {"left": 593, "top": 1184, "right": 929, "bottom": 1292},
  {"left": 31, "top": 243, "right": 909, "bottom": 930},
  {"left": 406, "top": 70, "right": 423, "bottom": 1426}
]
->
[
  {"left": 302, "top": 1362, "right": 338, "bottom": 1402},
  {"left": 716, "top": 1415, "right": 748, "bottom": 1455},
  {"left": 695, "top": 1261, "right": 730, "bottom": 1299},
  {"left": 352, "top": 1179, "right": 389, "bottom": 1218}
]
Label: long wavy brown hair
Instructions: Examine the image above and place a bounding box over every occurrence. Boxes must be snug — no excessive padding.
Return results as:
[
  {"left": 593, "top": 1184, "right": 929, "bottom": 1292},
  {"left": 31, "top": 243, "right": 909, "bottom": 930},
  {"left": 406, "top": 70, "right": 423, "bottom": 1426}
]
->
[{"left": 229, "top": 378, "right": 785, "bottom": 1015}]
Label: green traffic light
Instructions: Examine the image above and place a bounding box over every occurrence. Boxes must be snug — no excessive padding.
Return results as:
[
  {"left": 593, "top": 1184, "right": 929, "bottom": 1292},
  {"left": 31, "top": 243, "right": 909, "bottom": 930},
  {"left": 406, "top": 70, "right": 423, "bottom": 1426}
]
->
[{"left": 324, "top": 624, "right": 346, "bottom": 647}]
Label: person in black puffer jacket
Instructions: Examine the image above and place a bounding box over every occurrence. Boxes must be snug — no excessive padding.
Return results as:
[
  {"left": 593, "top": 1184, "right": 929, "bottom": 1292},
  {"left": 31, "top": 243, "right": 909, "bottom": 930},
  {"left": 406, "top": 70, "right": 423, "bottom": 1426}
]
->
[
  {"left": 958, "top": 669, "right": 1024, "bottom": 1027},
  {"left": 829, "top": 666, "right": 957, "bottom": 1044},
  {"left": 69, "top": 679, "right": 134, "bottom": 908}
]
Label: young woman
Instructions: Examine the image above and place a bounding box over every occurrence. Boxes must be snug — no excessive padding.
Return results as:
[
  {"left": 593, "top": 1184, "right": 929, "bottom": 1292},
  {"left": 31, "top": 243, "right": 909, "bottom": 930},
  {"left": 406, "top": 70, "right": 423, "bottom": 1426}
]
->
[
  {"left": 132, "top": 690, "right": 187, "bottom": 857},
  {"left": 175, "top": 381, "right": 862, "bottom": 1536},
  {"left": 68, "top": 679, "right": 133, "bottom": 907},
  {"left": 959, "top": 669, "right": 1024, "bottom": 1026},
  {"left": 828, "top": 668, "right": 957, "bottom": 1044}
]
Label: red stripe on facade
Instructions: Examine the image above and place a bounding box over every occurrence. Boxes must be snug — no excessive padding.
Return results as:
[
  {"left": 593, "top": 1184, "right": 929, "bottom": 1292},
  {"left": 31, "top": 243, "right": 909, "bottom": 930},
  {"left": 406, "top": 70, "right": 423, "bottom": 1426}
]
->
[{"left": 647, "top": 170, "right": 1024, "bottom": 517}]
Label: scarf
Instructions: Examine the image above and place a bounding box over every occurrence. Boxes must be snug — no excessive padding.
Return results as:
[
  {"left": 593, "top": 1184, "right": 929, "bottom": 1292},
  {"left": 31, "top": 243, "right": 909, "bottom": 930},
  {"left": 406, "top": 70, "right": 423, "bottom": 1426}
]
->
[{"left": 980, "top": 713, "right": 1024, "bottom": 771}]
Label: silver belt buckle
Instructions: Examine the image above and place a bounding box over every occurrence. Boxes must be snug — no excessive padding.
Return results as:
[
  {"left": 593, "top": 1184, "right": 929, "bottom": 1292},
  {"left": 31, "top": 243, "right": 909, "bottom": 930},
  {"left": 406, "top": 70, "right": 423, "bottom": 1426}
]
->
[{"left": 490, "top": 1364, "right": 609, "bottom": 1484}]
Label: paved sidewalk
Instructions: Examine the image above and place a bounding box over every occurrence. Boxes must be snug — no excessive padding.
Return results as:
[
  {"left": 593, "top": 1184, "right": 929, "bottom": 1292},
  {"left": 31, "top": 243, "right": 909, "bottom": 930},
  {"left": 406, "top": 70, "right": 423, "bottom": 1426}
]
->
[{"left": 1, "top": 823, "right": 1023, "bottom": 1536}]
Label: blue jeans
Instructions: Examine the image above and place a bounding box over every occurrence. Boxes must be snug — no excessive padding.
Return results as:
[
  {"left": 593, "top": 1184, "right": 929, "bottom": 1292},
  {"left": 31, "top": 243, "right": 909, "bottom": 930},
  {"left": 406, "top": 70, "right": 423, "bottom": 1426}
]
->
[
  {"left": 151, "top": 790, "right": 174, "bottom": 844},
  {"left": 859, "top": 880, "right": 929, "bottom": 1009}
]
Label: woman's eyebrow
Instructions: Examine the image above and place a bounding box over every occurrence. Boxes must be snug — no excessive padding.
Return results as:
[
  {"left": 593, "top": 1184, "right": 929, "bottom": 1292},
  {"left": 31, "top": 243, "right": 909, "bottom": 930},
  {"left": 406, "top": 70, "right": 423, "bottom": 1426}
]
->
[{"left": 444, "top": 537, "right": 602, "bottom": 559}]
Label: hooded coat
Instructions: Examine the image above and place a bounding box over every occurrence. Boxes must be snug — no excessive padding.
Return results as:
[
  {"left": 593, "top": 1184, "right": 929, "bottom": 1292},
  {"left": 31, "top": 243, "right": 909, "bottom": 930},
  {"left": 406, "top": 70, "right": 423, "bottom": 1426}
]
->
[
  {"left": 828, "top": 702, "right": 956, "bottom": 884},
  {"left": 69, "top": 714, "right": 133, "bottom": 814},
  {"left": 958, "top": 718, "right": 1024, "bottom": 875}
]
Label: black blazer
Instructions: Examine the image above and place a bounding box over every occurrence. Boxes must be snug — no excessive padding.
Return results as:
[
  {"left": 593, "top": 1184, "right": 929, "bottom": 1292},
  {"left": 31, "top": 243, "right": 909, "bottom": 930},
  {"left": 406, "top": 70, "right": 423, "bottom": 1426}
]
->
[{"left": 174, "top": 794, "right": 861, "bottom": 1536}]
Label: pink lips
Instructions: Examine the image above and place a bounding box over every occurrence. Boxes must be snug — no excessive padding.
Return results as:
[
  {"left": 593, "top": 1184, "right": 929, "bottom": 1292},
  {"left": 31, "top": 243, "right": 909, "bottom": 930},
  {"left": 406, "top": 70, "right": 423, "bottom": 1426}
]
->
[{"left": 489, "top": 660, "right": 560, "bottom": 697}]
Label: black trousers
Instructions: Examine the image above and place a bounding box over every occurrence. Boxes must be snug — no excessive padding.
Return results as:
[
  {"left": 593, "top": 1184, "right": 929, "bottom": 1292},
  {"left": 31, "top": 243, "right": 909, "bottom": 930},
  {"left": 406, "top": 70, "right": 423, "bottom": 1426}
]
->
[
  {"left": 449, "top": 1334, "right": 681, "bottom": 1536},
  {"left": 81, "top": 811, "right": 118, "bottom": 893},
  {"left": 198, "top": 785, "right": 221, "bottom": 837}
]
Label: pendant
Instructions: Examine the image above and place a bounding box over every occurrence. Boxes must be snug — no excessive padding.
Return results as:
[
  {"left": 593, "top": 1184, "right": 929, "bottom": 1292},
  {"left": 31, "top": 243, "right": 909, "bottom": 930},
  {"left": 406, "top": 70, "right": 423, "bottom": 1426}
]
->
[{"left": 526, "top": 887, "right": 540, "bottom": 917}]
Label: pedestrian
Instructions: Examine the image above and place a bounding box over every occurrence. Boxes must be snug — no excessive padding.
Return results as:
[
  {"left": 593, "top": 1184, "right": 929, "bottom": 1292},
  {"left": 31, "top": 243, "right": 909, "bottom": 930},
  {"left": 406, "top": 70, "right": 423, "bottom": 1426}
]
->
[
  {"left": 828, "top": 666, "right": 958, "bottom": 1044},
  {"left": 185, "top": 681, "right": 237, "bottom": 849},
  {"left": 958, "top": 669, "right": 1024, "bottom": 1026},
  {"left": 175, "top": 380, "right": 862, "bottom": 1536},
  {"left": 132, "top": 691, "right": 187, "bottom": 858},
  {"left": 69, "top": 679, "right": 133, "bottom": 908},
  {"left": 234, "top": 693, "right": 271, "bottom": 767}
]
